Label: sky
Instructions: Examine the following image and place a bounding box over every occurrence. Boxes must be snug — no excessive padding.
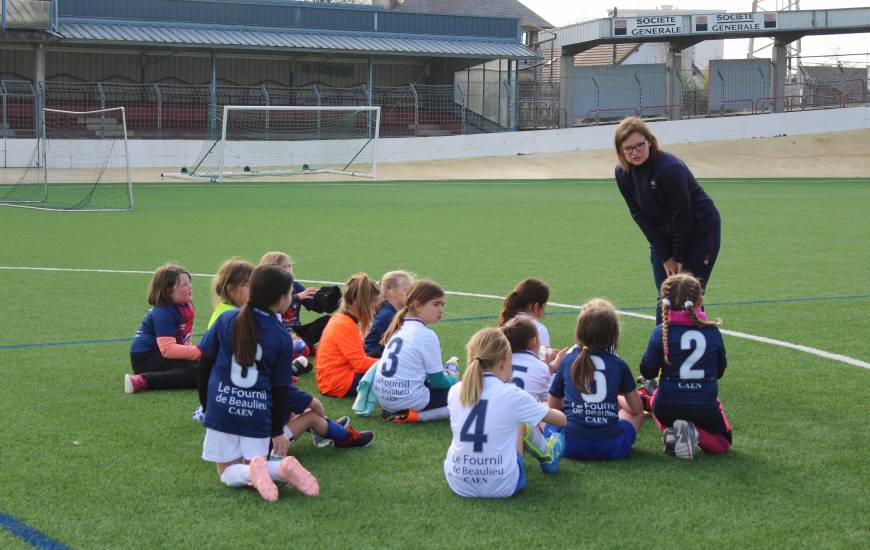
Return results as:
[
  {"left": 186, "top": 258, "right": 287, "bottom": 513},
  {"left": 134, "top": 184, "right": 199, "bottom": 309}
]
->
[{"left": 518, "top": 0, "right": 870, "bottom": 66}]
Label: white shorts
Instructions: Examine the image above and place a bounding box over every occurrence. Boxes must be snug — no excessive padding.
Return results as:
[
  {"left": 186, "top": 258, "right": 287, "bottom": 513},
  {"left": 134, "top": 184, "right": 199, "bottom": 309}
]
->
[{"left": 201, "top": 428, "right": 270, "bottom": 463}]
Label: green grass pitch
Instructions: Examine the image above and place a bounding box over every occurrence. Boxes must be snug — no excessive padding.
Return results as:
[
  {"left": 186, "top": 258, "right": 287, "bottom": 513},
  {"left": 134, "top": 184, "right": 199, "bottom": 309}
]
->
[{"left": 0, "top": 178, "right": 868, "bottom": 548}]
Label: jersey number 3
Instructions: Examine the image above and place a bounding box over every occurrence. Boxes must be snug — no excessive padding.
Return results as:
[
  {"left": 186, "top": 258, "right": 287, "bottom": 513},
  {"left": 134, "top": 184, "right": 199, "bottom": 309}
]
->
[
  {"left": 460, "top": 400, "right": 489, "bottom": 453},
  {"left": 380, "top": 338, "right": 403, "bottom": 377}
]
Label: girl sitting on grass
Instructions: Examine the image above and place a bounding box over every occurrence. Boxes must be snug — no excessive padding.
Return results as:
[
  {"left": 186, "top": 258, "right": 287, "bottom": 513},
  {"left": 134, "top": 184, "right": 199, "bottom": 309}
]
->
[
  {"left": 444, "top": 328, "right": 566, "bottom": 498},
  {"left": 207, "top": 258, "right": 254, "bottom": 329},
  {"left": 126, "top": 263, "right": 200, "bottom": 394},
  {"left": 549, "top": 299, "right": 645, "bottom": 461},
  {"left": 365, "top": 270, "right": 414, "bottom": 358},
  {"left": 498, "top": 278, "right": 556, "bottom": 360},
  {"left": 373, "top": 280, "right": 458, "bottom": 423}
]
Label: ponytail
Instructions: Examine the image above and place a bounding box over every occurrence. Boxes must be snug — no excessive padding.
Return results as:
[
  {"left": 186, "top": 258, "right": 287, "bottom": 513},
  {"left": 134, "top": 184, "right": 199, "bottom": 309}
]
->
[
  {"left": 381, "top": 306, "right": 409, "bottom": 345},
  {"left": 659, "top": 273, "right": 723, "bottom": 366},
  {"left": 498, "top": 278, "right": 550, "bottom": 326},
  {"left": 233, "top": 264, "right": 294, "bottom": 367},
  {"left": 460, "top": 328, "right": 511, "bottom": 407},
  {"left": 572, "top": 299, "right": 619, "bottom": 393},
  {"left": 571, "top": 346, "right": 595, "bottom": 394},
  {"left": 341, "top": 273, "right": 380, "bottom": 335},
  {"left": 660, "top": 279, "right": 673, "bottom": 365}
]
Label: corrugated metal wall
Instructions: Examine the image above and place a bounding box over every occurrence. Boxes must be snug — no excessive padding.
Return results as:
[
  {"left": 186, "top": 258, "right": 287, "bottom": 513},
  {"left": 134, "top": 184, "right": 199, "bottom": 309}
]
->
[
  {"left": 708, "top": 59, "right": 770, "bottom": 114},
  {"left": 570, "top": 64, "right": 667, "bottom": 124}
]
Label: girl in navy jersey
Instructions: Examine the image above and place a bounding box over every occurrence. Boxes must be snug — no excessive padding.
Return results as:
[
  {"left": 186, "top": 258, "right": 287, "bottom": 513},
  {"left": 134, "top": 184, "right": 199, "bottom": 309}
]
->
[
  {"left": 498, "top": 278, "right": 556, "bottom": 360},
  {"left": 640, "top": 273, "right": 730, "bottom": 460},
  {"left": 365, "top": 270, "right": 414, "bottom": 358},
  {"left": 374, "top": 280, "right": 458, "bottom": 423},
  {"left": 444, "top": 328, "right": 566, "bottom": 499},
  {"left": 549, "top": 299, "right": 645, "bottom": 461},
  {"left": 197, "top": 265, "right": 372, "bottom": 501},
  {"left": 125, "top": 264, "right": 200, "bottom": 394}
]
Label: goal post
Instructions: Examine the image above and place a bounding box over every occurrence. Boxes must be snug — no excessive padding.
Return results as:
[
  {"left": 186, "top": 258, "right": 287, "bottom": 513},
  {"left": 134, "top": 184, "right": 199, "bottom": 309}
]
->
[
  {"left": 164, "top": 105, "right": 381, "bottom": 182},
  {"left": 0, "top": 107, "right": 133, "bottom": 212}
]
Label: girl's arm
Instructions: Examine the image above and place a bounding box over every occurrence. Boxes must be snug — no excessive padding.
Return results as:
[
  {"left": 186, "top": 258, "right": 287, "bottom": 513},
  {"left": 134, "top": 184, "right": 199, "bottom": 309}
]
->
[
  {"left": 426, "top": 371, "right": 457, "bottom": 389},
  {"left": 547, "top": 347, "right": 569, "bottom": 374},
  {"left": 197, "top": 352, "right": 215, "bottom": 408},
  {"left": 621, "top": 389, "right": 644, "bottom": 416},
  {"left": 542, "top": 408, "right": 566, "bottom": 427},
  {"left": 336, "top": 323, "right": 378, "bottom": 374},
  {"left": 157, "top": 337, "right": 201, "bottom": 361},
  {"left": 547, "top": 394, "right": 564, "bottom": 411}
]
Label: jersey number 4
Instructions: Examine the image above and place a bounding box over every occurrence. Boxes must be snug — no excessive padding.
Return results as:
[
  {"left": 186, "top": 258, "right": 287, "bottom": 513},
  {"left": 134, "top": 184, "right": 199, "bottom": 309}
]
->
[
  {"left": 460, "top": 399, "right": 489, "bottom": 453},
  {"left": 380, "top": 338, "right": 404, "bottom": 377}
]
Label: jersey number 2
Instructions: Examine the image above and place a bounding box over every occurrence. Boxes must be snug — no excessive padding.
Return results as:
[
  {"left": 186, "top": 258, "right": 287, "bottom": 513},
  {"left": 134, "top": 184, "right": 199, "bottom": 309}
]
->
[
  {"left": 460, "top": 400, "right": 489, "bottom": 453},
  {"left": 679, "top": 330, "right": 706, "bottom": 380}
]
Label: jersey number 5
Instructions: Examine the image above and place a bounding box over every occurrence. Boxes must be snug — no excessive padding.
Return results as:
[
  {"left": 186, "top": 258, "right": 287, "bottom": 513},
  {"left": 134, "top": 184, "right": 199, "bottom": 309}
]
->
[
  {"left": 679, "top": 330, "right": 706, "bottom": 380},
  {"left": 380, "top": 338, "right": 403, "bottom": 378},
  {"left": 460, "top": 400, "right": 489, "bottom": 453}
]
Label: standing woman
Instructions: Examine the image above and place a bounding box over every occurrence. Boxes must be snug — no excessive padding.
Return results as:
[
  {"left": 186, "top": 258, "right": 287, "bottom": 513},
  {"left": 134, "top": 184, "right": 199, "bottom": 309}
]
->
[{"left": 613, "top": 117, "right": 721, "bottom": 323}]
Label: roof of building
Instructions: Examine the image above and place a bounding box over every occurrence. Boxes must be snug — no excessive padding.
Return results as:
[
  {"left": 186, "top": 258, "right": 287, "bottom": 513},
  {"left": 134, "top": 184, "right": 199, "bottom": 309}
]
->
[{"left": 384, "top": 0, "right": 553, "bottom": 29}]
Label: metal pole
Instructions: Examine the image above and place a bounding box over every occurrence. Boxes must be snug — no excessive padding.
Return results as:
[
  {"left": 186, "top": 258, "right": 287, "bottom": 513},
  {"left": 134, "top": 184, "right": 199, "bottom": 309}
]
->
[
  {"left": 498, "top": 59, "right": 502, "bottom": 128},
  {"left": 209, "top": 50, "right": 217, "bottom": 137},
  {"left": 154, "top": 84, "right": 161, "bottom": 139},
  {"left": 409, "top": 83, "right": 419, "bottom": 136}
]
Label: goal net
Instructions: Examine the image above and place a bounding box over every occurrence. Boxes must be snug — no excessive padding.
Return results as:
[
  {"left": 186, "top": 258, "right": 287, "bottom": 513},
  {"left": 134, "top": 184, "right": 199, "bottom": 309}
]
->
[
  {"left": 0, "top": 107, "right": 133, "bottom": 212},
  {"left": 167, "top": 106, "right": 380, "bottom": 181}
]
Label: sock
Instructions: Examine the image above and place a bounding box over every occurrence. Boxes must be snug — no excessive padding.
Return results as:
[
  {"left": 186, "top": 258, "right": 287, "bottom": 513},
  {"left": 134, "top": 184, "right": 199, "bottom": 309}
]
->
[
  {"left": 219, "top": 464, "right": 251, "bottom": 488},
  {"left": 267, "top": 459, "right": 284, "bottom": 482},
  {"left": 696, "top": 427, "right": 732, "bottom": 454},
  {"left": 418, "top": 407, "right": 449, "bottom": 422},
  {"left": 325, "top": 419, "right": 349, "bottom": 440},
  {"left": 523, "top": 423, "right": 551, "bottom": 463},
  {"left": 283, "top": 426, "right": 295, "bottom": 441}
]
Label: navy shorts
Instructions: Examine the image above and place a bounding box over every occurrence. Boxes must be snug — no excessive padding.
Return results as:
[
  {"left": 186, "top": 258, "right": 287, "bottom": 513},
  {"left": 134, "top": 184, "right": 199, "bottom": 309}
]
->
[
  {"left": 286, "top": 386, "right": 315, "bottom": 415},
  {"left": 564, "top": 420, "right": 637, "bottom": 460}
]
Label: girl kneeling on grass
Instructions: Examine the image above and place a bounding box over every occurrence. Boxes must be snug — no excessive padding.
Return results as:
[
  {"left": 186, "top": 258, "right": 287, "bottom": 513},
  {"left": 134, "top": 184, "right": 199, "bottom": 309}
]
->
[
  {"left": 197, "top": 265, "right": 319, "bottom": 501},
  {"left": 639, "top": 273, "right": 731, "bottom": 460},
  {"left": 126, "top": 264, "right": 200, "bottom": 394},
  {"left": 444, "top": 328, "right": 567, "bottom": 499},
  {"left": 548, "top": 299, "right": 645, "bottom": 461},
  {"left": 315, "top": 273, "right": 380, "bottom": 398},
  {"left": 373, "top": 280, "right": 457, "bottom": 423}
]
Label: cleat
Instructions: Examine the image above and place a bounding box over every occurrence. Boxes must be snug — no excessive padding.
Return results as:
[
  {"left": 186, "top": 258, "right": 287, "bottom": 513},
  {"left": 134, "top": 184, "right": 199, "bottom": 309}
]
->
[
  {"left": 540, "top": 432, "right": 565, "bottom": 474},
  {"left": 673, "top": 420, "right": 699, "bottom": 460},
  {"left": 335, "top": 426, "right": 374, "bottom": 448},
  {"left": 192, "top": 405, "right": 205, "bottom": 423},
  {"left": 662, "top": 427, "right": 676, "bottom": 456},
  {"left": 381, "top": 409, "right": 419, "bottom": 424},
  {"left": 248, "top": 456, "right": 279, "bottom": 501},
  {"left": 124, "top": 374, "right": 148, "bottom": 394},
  {"left": 277, "top": 456, "right": 319, "bottom": 496},
  {"left": 636, "top": 376, "right": 657, "bottom": 413},
  {"left": 311, "top": 416, "right": 350, "bottom": 448}
]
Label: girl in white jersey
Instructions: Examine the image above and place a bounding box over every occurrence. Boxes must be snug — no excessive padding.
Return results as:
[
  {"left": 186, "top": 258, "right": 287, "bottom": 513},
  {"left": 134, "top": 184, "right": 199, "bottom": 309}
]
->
[
  {"left": 444, "top": 328, "right": 567, "bottom": 498},
  {"left": 373, "top": 280, "right": 458, "bottom": 423},
  {"left": 498, "top": 278, "right": 556, "bottom": 361}
]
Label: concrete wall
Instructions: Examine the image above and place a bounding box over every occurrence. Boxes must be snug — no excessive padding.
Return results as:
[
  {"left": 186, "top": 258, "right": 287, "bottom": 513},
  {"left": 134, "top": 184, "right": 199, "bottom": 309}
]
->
[{"left": 3, "top": 105, "right": 868, "bottom": 168}]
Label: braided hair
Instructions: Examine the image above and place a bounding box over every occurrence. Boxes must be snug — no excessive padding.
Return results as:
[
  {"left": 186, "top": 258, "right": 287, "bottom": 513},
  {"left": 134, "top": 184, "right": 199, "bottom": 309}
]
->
[{"left": 659, "top": 273, "right": 722, "bottom": 365}]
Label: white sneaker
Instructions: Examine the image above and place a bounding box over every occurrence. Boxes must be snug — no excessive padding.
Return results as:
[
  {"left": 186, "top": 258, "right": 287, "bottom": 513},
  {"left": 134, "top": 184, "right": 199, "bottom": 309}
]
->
[
  {"left": 673, "top": 420, "right": 699, "bottom": 460},
  {"left": 311, "top": 415, "right": 350, "bottom": 448},
  {"left": 662, "top": 427, "right": 676, "bottom": 456}
]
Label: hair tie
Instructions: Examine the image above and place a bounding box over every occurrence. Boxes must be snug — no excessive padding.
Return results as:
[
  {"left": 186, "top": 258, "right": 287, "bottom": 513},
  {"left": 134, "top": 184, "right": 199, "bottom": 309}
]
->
[
  {"left": 661, "top": 298, "right": 671, "bottom": 307},
  {"left": 683, "top": 300, "right": 694, "bottom": 309},
  {"left": 581, "top": 345, "right": 589, "bottom": 352}
]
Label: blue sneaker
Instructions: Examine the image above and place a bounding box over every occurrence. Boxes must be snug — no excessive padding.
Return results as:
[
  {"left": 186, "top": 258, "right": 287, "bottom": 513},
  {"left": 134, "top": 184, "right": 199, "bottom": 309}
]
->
[
  {"left": 192, "top": 405, "right": 204, "bottom": 423},
  {"left": 540, "top": 432, "right": 565, "bottom": 474}
]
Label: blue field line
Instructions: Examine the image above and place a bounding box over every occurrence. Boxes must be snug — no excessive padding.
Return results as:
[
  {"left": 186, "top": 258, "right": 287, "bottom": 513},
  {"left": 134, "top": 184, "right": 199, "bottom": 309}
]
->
[
  {"left": 0, "top": 513, "right": 71, "bottom": 550},
  {"left": 1, "top": 294, "right": 868, "bottom": 351}
]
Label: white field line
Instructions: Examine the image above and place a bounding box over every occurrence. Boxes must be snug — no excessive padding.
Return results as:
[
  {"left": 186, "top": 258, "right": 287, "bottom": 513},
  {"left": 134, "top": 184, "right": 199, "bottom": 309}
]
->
[{"left": 2, "top": 265, "right": 868, "bottom": 370}]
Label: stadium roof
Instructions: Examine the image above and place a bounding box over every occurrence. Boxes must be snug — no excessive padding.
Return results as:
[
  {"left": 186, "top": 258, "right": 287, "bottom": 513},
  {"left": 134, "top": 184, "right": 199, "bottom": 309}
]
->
[
  {"left": 383, "top": 0, "right": 554, "bottom": 30},
  {"left": 45, "top": 0, "right": 539, "bottom": 60}
]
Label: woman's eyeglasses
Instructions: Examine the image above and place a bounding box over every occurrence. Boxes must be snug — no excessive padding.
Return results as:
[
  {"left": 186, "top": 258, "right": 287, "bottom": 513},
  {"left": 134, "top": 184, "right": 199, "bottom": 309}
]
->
[{"left": 621, "top": 140, "right": 648, "bottom": 154}]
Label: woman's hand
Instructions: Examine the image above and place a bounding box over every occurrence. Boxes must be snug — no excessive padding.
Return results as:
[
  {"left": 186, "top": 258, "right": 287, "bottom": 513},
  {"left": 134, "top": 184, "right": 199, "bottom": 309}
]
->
[{"left": 663, "top": 258, "right": 683, "bottom": 277}]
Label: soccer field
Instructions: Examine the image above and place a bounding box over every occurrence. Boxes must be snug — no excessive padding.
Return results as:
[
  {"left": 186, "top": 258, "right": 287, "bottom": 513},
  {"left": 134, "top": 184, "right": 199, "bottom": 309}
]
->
[{"left": 1, "top": 177, "right": 868, "bottom": 548}]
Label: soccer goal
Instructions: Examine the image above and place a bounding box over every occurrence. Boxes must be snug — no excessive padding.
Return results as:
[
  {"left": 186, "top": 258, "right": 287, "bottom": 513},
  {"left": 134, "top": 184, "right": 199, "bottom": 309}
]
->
[
  {"left": 164, "top": 105, "right": 380, "bottom": 182},
  {"left": 0, "top": 107, "right": 133, "bottom": 212}
]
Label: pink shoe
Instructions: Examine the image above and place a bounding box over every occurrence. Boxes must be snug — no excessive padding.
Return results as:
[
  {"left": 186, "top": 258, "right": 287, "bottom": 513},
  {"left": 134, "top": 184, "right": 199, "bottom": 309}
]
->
[
  {"left": 248, "top": 456, "right": 279, "bottom": 502},
  {"left": 124, "top": 374, "right": 148, "bottom": 394},
  {"left": 277, "top": 457, "right": 319, "bottom": 496}
]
